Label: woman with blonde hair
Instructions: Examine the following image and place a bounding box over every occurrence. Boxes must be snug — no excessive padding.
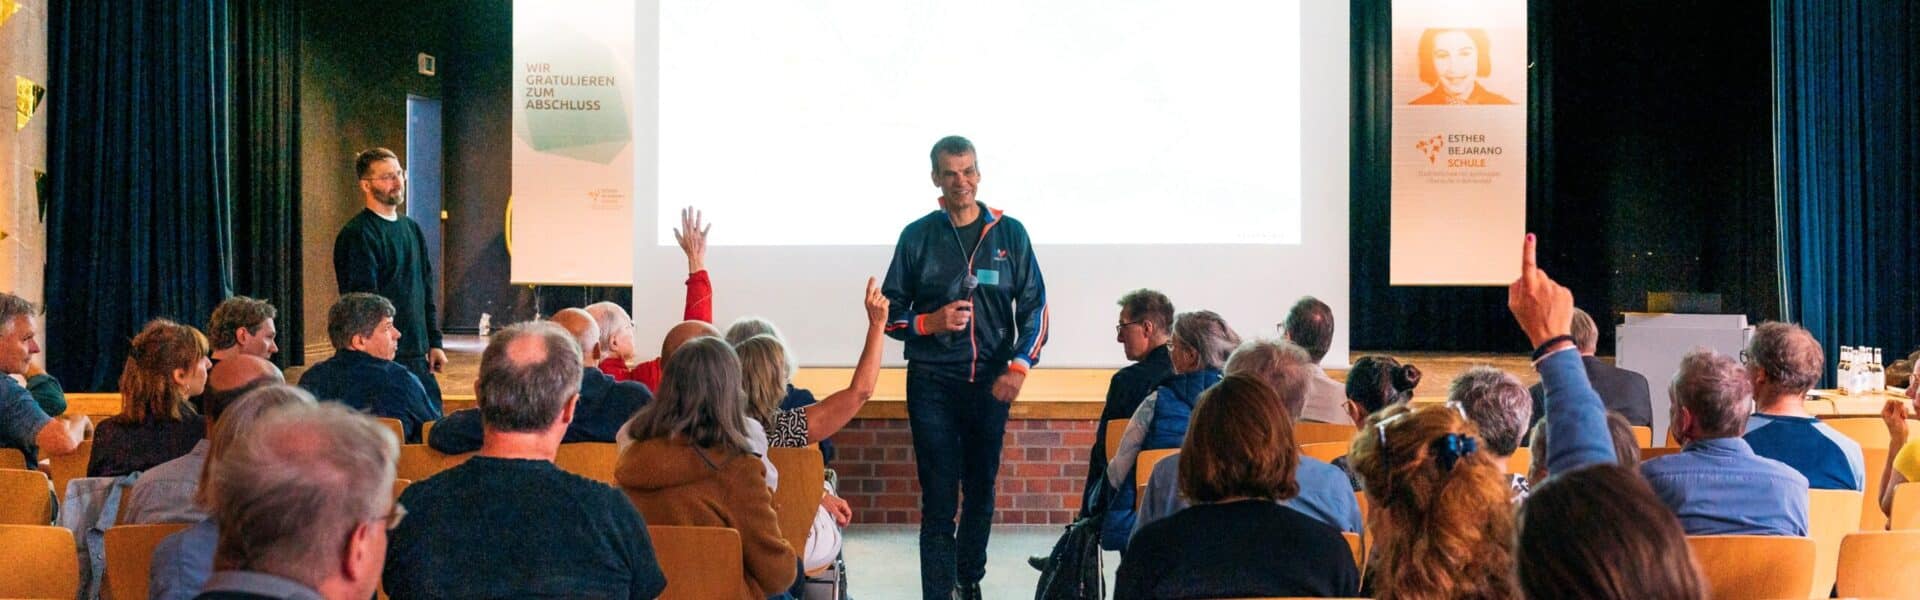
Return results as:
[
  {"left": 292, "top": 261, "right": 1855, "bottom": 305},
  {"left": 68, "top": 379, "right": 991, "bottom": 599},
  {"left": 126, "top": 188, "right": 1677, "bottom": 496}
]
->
[
  {"left": 1348, "top": 403, "right": 1518, "bottom": 599},
  {"left": 90, "top": 319, "right": 212, "bottom": 477},
  {"left": 733, "top": 278, "right": 888, "bottom": 447},
  {"left": 617, "top": 336, "right": 795, "bottom": 599}
]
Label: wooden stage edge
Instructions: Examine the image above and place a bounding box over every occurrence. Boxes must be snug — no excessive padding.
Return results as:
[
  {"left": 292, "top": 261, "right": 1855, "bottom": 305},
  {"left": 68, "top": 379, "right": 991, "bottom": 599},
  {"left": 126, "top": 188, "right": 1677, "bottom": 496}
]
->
[{"left": 58, "top": 349, "right": 1903, "bottom": 421}]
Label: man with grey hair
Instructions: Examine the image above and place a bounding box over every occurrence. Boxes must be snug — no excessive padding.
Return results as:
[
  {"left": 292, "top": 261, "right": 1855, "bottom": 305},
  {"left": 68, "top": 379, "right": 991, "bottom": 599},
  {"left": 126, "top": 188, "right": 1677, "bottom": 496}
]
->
[
  {"left": 1449, "top": 366, "right": 1534, "bottom": 501},
  {"left": 1640, "top": 348, "right": 1808, "bottom": 535},
  {"left": 1526, "top": 308, "right": 1652, "bottom": 430},
  {"left": 1131, "top": 339, "right": 1364, "bottom": 542},
  {"left": 0, "top": 291, "right": 88, "bottom": 465},
  {"left": 428, "top": 308, "right": 652, "bottom": 454},
  {"left": 1282, "top": 296, "right": 1352, "bottom": 425},
  {"left": 1742, "top": 321, "right": 1865, "bottom": 490},
  {"left": 297, "top": 293, "right": 439, "bottom": 442},
  {"left": 384, "top": 322, "right": 665, "bottom": 599},
  {"left": 197, "top": 402, "right": 397, "bottom": 600}
]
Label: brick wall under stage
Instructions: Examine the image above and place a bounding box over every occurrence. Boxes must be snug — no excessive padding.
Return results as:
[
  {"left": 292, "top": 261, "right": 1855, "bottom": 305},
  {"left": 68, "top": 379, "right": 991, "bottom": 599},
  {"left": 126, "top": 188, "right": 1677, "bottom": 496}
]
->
[{"left": 831, "top": 419, "right": 1096, "bottom": 526}]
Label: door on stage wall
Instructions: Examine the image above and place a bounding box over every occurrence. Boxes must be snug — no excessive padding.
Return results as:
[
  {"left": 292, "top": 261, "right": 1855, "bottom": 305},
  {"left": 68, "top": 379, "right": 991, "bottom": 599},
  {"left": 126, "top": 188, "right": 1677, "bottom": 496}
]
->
[{"left": 406, "top": 94, "right": 446, "bottom": 322}]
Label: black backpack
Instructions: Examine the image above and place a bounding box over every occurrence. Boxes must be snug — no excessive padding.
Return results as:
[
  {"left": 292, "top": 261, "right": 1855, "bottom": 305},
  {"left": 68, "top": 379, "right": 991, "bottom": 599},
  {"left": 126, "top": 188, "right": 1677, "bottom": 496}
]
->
[{"left": 1035, "top": 486, "right": 1106, "bottom": 599}]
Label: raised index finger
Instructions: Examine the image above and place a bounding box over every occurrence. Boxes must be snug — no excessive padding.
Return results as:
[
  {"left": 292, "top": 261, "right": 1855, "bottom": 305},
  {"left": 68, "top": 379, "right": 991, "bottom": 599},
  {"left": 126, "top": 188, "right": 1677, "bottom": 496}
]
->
[{"left": 1520, "top": 233, "right": 1538, "bottom": 275}]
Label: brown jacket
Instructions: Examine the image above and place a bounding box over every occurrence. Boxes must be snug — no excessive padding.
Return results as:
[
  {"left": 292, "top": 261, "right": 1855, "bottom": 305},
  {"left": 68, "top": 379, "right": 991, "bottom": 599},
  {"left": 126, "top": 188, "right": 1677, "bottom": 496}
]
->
[{"left": 617, "top": 436, "right": 796, "bottom": 599}]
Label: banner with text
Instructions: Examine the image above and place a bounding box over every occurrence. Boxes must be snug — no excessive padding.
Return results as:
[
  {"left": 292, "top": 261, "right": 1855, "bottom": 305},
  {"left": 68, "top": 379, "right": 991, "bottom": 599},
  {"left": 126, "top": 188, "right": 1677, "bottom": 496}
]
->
[
  {"left": 1389, "top": 0, "right": 1527, "bottom": 285},
  {"left": 511, "top": 0, "right": 636, "bottom": 285}
]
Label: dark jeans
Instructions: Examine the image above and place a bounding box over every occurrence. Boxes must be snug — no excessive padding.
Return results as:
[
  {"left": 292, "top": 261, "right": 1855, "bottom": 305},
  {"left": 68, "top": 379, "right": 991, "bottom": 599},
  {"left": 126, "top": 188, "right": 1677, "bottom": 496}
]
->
[
  {"left": 396, "top": 354, "right": 445, "bottom": 413},
  {"left": 907, "top": 368, "right": 1010, "bottom": 599}
]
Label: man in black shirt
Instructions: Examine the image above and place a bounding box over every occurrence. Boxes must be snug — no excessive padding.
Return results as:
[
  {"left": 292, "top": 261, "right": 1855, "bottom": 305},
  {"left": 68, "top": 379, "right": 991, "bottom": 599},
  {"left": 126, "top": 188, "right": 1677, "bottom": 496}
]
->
[
  {"left": 384, "top": 321, "right": 666, "bottom": 600},
  {"left": 334, "top": 147, "right": 446, "bottom": 409}
]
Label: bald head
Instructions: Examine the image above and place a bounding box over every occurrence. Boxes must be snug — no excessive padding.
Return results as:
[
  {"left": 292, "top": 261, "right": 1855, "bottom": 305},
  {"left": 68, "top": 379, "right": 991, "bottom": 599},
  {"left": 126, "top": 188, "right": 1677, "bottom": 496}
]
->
[
  {"left": 477, "top": 322, "right": 583, "bottom": 433},
  {"left": 661, "top": 320, "right": 722, "bottom": 363},
  {"left": 548, "top": 308, "right": 601, "bottom": 364},
  {"left": 203, "top": 355, "right": 286, "bottom": 421}
]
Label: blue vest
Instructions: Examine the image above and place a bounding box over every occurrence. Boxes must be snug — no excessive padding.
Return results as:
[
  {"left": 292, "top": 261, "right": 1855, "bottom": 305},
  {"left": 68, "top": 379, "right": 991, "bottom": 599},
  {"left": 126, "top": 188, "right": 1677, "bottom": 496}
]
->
[
  {"left": 1144, "top": 368, "right": 1223, "bottom": 451},
  {"left": 1101, "top": 367, "right": 1223, "bottom": 553}
]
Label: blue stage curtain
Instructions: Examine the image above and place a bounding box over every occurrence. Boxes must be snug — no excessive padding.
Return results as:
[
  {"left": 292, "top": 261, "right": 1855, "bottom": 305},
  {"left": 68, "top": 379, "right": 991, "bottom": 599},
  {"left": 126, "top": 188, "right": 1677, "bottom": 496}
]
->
[{"left": 1774, "top": 0, "right": 1920, "bottom": 380}]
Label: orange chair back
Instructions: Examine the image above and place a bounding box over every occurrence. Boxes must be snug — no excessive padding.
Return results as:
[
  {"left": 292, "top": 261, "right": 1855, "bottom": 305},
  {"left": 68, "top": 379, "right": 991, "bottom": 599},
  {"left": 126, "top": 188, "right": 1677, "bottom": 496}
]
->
[
  {"left": 0, "top": 469, "right": 54, "bottom": 525},
  {"left": 650, "top": 525, "right": 747, "bottom": 600},
  {"left": 1891, "top": 482, "right": 1920, "bottom": 530},
  {"left": 1836, "top": 530, "right": 1920, "bottom": 599},
  {"left": 1686, "top": 535, "right": 1815, "bottom": 600},
  {"left": 554, "top": 442, "right": 620, "bottom": 484},
  {"left": 1807, "top": 489, "right": 1864, "bottom": 596},
  {"left": 105, "top": 523, "right": 191, "bottom": 600},
  {"left": 1135, "top": 449, "right": 1180, "bottom": 512},
  {"left": 0, "top": 524, "right": 80, "bottom": 599},
  {"left": 767, "top": 446, "right": 826, "bottom": 558},
  {"left": 1294, "top": 422, "right": 1358, "bottom": 446},
  {"left": 1298, "top": 442, "right": 1347, "bottom": 464},
  {"left": 45, "top": 440, "right": 90, "bottom": 503},
  {"left": 1104, "top": 418, "right": 1128, "bottom": 463}
]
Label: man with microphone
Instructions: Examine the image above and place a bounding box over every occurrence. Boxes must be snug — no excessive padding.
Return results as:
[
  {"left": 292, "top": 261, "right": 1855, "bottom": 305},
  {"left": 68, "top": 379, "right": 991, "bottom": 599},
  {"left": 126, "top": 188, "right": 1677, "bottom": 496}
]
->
[{"left": 883, "top": 135, "right": 1050, "bottom": 600}]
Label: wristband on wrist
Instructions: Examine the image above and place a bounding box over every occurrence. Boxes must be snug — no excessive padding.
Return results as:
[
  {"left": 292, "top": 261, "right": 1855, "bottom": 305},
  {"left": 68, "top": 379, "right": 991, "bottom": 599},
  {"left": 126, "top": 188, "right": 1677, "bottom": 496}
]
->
[{"left": 1531, "top": 335, "right": 1576, "bottom": 361}]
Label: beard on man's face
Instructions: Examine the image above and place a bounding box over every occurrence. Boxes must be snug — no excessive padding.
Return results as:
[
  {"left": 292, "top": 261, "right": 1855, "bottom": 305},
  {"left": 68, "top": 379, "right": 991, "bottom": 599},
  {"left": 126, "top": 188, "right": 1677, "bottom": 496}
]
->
[{"left": 376, "top": 188, "right": 404, "bottom": 206}]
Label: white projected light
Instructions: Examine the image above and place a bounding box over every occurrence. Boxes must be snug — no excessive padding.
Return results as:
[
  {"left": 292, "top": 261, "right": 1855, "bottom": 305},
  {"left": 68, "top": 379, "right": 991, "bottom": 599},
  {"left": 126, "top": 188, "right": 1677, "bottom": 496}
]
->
[{"left": 657, "top": 1, "right": 1302, "bottom": 246}]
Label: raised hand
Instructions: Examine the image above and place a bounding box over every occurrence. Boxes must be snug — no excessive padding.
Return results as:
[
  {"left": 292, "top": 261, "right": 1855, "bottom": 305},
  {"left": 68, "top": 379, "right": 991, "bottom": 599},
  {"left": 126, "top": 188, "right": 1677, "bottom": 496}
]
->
[
  {"left": 673, "top": 206, "right": 711, "bottom": 273},
  {"left": 863, "top": 277, "right": 889, "bottom": 325},
  {"left": 1507, "top": 233, "right": 1575, "bottom": 349}
]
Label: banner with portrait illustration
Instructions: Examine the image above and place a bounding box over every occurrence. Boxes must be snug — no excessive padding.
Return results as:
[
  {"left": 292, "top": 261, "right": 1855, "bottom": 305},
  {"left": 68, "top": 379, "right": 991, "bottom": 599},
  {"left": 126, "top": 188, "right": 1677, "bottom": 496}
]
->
[
  {"left": 1389, "top": 0, "right": 1527, "bottom": 285},
  {"left": 510, "top": 0, "right": 637, "bottom": 285}
]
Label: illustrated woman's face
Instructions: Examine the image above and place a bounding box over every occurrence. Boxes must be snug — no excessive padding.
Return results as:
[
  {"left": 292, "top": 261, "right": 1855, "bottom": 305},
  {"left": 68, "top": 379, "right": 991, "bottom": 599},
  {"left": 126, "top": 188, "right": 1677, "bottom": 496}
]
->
[{"left": 1431, "top": 30, "right": 1479, "bottom": 98}]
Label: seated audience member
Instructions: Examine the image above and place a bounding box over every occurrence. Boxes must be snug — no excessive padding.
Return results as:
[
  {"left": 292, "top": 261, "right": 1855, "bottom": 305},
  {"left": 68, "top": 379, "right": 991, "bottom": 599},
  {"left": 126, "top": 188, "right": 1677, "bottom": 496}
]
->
[
  {"left": 1082, "top": 290, "right": 1175, "bottom": 512},
  {"left": 1450, "top": 366, "right": 1536, "bottom": 502},
  {"left": 617, "top": 337, "right": 796, "bottom": 599},
  {"left": 1349, "top": 403, "right": 1519, "bottom": 598},
  {"left": 1117, "top": 374, "right": 1360, "bottom": 599},
  {"left": 1517, "top": 465, "right": 1707, "bottom": 600},
  {"left": 1742, "top": 322, "right": 1865, "bottom": 490},
  {"left": 192, "top": 296, "right": 280, "bottom": 411},
  {"left": 0, "top": 292, "right": 87, "bottom": 463},
  {"left": 148, "top": 385, "right": 316, "bottom": 600},
  {"left": 1880, "top": 388, "right": 1920, "bottom": 516},
  {"left": 1134, "top": 340, "right": 1363, "bottom": 537},
  {"left": 734, "top": 278, "right": 888, "bottom": 446},
  {"left": 428, "top": 308, "right": 652, "bottom": 454},
  {"left": 727, "top": 315, "right": 842, "bottom": 463},
  {"left": 599, "top": 207, "right": 715, "bottom": 389},
  {"left": 193, "top": 402, "right": 396, "bottom": 600},
  {"left": 1105, "top": 310, "right": 1239, "bottom": 551},
  {"left": 1509, "top": 234, "right": 1621, "bottom": 480},
  {"left": 385, "top": 323, "right": 666, "bottom": 599},
  {"left": 121, "top": 355, "right": 283, "bottom": 524},
  {"left": 1329, "top": 355, "right": 1422, "bottom": 490},
  {"left": 1525, "top": 308, "right": 1653, "bottom": 430},
  {"left": 90, "top": 319, "right": 212, "bottom": 477},
  {"left": 610, "top": 321, "right": 780, "bottom": 489},
  {"left": 1641, "top": 349, "right": 1809, "bottom": 535},
  {"left": 1527, "top": 412, "right": 1641, "bottom": 486},
  {"left": 1282, "top": 296, "right": 1351, "bottom": 424},
  {"left": 298, "top": 293, "right": 439, "bottom": 442}
]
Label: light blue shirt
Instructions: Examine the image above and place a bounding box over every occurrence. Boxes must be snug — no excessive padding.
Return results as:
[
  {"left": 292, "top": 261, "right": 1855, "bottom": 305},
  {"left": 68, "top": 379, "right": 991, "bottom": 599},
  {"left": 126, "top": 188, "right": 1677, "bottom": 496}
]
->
[
  {"left": 150, "top": 518, "right": 217, "bottom": 600},
  {"left": 1133, "top": 454, "right": 1362, "bottom": 540},
  {"left": 1639, "top": 437, "right": 1810, "bottom": 536}
]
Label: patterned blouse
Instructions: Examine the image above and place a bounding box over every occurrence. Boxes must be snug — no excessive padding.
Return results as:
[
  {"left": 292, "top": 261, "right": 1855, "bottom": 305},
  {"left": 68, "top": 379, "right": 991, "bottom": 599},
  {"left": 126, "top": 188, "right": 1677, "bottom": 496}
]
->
[{"left": 767, "top": 407, "right": 810, "bottom": 448}]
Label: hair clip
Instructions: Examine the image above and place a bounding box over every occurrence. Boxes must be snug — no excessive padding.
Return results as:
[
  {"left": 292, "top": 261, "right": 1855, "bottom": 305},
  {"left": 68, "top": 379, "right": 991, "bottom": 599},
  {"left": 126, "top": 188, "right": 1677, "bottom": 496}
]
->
[
  {"left": 1431, "top": 433, "right": 1478, "bottom": 472},
  {"left": 1374, "top": 412, "right": 1409, "bottom": 447}
]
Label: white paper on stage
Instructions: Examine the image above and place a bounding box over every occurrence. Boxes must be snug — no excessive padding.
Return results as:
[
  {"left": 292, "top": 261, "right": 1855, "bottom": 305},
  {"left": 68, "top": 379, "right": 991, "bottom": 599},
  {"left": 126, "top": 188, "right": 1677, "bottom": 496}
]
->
[
  {"left": 510, "top": 0, "right": 638, "bottom": 285},
  {"left": 1388, "top": 0, "right": 1528, "bottom": 286}
]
